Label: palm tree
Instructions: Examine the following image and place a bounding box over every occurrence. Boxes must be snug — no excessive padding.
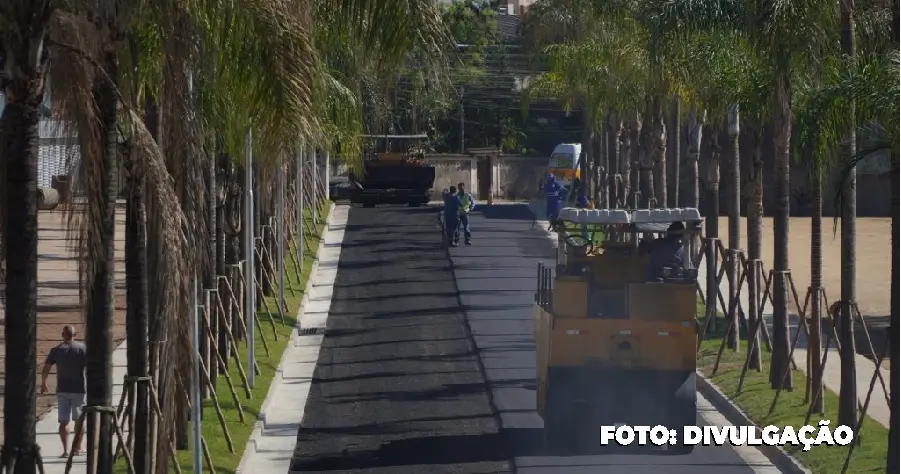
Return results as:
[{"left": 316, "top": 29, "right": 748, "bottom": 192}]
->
[
  {"left": 821, "top": 50, "right": 898, "bottom": 473},
  {"left": 523, "top": 0, "right": 647, "bottom": 207},
  {"left": 663, "top": 0, "right": 838, "bottom": 389},
  {"left": 795, "top": 69, "right": 843, "bottom": 413},
  {"left": 837, "top": 0, "right": 858, "bottom": 429},
  {"left": 0, "top": 0, "right": 54, "bottom": 470}
]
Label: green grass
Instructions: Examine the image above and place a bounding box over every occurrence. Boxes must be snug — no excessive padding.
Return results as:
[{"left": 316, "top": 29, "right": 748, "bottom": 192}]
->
[
  {"left": 115, "top": 200, "right": 331, "bottom": 474},
  {"left": 696, "top": 308, "right": 888, "bottom": 474}
]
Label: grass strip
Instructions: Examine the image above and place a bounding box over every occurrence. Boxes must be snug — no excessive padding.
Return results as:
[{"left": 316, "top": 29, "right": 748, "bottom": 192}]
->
[
  {"left": 115, "top": 200, "right": 331, "bottom": 474},
  {"left": 696, "top": 311, "right": 888, "bottom": 474}
]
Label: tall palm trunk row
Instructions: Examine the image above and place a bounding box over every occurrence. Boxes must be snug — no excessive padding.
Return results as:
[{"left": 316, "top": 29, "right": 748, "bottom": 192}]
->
[
  {"left": 126, "top": 147, "right": 330, "bottom": 473},
  {"left": 3, "top": 1, "right": 453, "bottom": 472}
]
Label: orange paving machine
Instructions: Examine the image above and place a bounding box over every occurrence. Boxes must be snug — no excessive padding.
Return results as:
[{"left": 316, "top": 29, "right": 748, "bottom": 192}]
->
[{"left": 534, "top": 207, "right": 703, "bottom": 454}]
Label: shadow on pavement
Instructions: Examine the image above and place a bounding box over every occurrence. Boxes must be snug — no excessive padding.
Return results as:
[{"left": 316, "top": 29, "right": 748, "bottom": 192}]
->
[
  {"left": 291, "top": 433, "right": 509, "bottom": 472},
  {"left": 477, "top": 203, "right": 536, "bottom": 221}
]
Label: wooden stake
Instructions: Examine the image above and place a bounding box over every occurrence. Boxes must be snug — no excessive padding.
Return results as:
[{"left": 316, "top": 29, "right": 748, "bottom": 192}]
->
[
  {"left": 146, "top": 380, "right": 182, "bottom": 474},
  {"left": 201, "top": 300, "right": 247, "bottom": 421},
  {"left": 201, "top": 436, "right": 217, "bottom": 474},
  {"left": 214, "top": 287, "right": 253, "bottom": 399},
  {"left": 195, "top": 348, "right": 236, "bottom": 453}
]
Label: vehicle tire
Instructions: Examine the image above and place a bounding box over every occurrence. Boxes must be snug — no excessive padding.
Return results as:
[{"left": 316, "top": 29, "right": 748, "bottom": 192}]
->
[
  {"left": 363, "top": 202, "right": 376, "bottom": 208},
  {"left": 408, "top": 201, "right": 421, "bottom": 207},
  {"left": 667, "top": 371, "right": 697, "bottom": 455}
]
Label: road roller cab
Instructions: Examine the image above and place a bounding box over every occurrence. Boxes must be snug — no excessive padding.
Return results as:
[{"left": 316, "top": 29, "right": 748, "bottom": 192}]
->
[{"left": 533, "top": 207, "right": 703, "bottom": 454}]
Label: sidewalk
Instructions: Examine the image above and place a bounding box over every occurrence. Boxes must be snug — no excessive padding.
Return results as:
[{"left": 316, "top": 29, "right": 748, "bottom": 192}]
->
[
  {"left": 696, "top": 257, "right": 890, "bottom": 429},
  {"left": 37, "top": 341, "right": 128, "bottom": 472},
  {"left": 235, "top": 205, "right": 347, "bottom": 474}
]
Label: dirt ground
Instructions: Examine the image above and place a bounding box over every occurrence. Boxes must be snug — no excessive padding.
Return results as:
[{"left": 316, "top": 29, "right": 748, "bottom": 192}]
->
[
  {"left": 714, "top": 217, "right": 892, "bottom": 361},
  {"left": 714, "top": 217, "right": 891, "bottom": 318},
  {"left": 0, "top": 206, "right": 127, "bottom": 443}
]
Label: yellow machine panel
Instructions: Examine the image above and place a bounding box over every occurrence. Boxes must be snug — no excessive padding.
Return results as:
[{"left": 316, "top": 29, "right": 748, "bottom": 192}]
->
[
  {"left": 551, "top": 278, "right": 589, "bottom": 317},
  {"left": 627, "top": 283, "right": 697, "bottom": 322},
  {"left": 534, "top": 306, "right": 696, "bottom": 372}
]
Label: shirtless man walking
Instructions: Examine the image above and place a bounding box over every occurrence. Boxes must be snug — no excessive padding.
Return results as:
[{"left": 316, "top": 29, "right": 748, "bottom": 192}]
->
[{"left": 40, "top": 325, "right": 87, "bottom": 457}]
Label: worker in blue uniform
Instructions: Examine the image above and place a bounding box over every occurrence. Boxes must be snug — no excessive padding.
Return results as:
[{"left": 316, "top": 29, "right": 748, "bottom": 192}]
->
[
  {"left": 443, "top": 186, "right": 464, "bottom": 247},
  {"left": 456, "top": 182, "right": 475, "bottom": 245},
  {"left": 543, "top": 173, "right": 564, "bottom": 221}
]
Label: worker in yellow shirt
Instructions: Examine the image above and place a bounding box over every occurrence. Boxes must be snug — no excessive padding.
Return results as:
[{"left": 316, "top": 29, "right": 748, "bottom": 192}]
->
[{"left": 456, "top": 182, "right": 475, "bottom": 246}]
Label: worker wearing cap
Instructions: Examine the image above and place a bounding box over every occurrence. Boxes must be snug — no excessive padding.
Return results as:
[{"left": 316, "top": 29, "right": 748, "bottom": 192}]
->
[
  {"left": 543, "top": 173, "right": 564, "bottom": 221},
  {"left": 456, "top": 182, "right": 475, "bottom": 246},
  {"left": 644, "top": 221, "right": 686, "bottom": 281}
]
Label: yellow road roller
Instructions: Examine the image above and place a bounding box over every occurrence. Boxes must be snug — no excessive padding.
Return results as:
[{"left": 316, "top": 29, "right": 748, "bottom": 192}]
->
[{"left": 533, "top": 207, "right": 703, "bottom": 454}]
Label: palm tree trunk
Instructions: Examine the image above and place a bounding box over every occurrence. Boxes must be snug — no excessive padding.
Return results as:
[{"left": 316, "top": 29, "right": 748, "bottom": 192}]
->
[
  {"left": 746, "top": 135, "right": 764, "bottom": 370},
  {"left": 671, "top": 95, "right": 681, "bottom": 206},
  {"left": 888, "top": 159, "right": 899, "bottom": 473},
  {"left": 888, "top": 3, "right": 899, "bottom": 459},
  {"left": 1, "top": 80, "right": 42, "bottom": 474},
  {"left": 609, "top": 115, "right": 624, "bottom": 208},
  {"left": 685, "top": 105, "right": 704, "bottom": 209},
  {"left": 580, "top": 108, "right": 592, "bottom": 200},
  {"left": 726, "top": 106, "right": 741, "bottom": 352},
  {"left": 837, "top": 0, "right": 858, "bottom": 428},
  {"left": 638, "top": 105, "right": 656, "bottom": 208},
  {"left": 141, "top": 91, "right": 163, "bottom": 471},
  {"left": 651, "top": 102, "right": 667, "bottom": 208},
  {"left": 630, "top": 113, "right": 643, "bottom": 207},
  {"left": 596, "top": 125, "right": 606, "bottom": 207},
  {"left": 85, "top": 49, "right": 119, "bottom": 473},
  {"left": 216, "top": 154, "right": 229, "bottom": 368},
  {"left": 124, "top": 146, "right": 150, "bottom": 474},
  {"left": 704, "top": 126, "right": 721, "bottom": 336},
  {"left": 621, "top": 118, "right": 633, "bottom": 206},
  {"left": 809, "top": 165, "right": 824, "bottom": 413},
  {"left": 204, "top": 152, "right": 217, "bottom": 389},
  {"left": 226, "top": 168, "right": 243, "bottom": 340},
  {"left": 770, "top": 73, "right": 793, "bottom": 390}
]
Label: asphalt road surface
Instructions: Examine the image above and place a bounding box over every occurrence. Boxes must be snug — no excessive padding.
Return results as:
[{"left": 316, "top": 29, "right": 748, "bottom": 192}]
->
[
  {"left": 290, "top": 206, "right": 511, "bottom": 474},
  {"left": 290, "top": 204, "right": 783, "bottom": 474}
]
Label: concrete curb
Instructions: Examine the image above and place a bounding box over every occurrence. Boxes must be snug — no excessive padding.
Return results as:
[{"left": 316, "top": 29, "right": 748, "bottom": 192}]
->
[
  {"left": 696, "top": 373, "right": 811, "bottom": 474},
  {"left": 235, "top": 201, "right": 336, "bottom": 474},
  {"left": 297, "top": 202, "right": 336, "bottom": 325},
  {"left": 523, "top": 199, "right": 810, "bottom": 473}
]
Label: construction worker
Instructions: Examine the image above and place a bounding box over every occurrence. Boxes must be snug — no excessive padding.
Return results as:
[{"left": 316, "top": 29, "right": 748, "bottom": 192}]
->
[
  {"left": 543, "top": 173, "right": 564, "bottom": 222},
  {"left": 443, "top": 186, "right": 464, "bottom": 247},
  {"left": 456, "top": 182, "right": 475, "bottom": 245},
  {"left": 644, "top": 222, "right": 686, "bottom": 281}
]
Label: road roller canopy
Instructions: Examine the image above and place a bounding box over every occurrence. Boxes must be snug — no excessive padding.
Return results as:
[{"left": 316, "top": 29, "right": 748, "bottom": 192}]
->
[
  {"left": 551, "top": 207, "right": 703, "bottom": 263},
  {"left": 555, "top": 207, "right": 702, "bottom": 226}
]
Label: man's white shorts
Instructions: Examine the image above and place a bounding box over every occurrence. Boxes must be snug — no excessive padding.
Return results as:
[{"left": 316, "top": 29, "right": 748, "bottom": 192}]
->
[{"left": 57, "top": 392, "right": 85, "bottom": 423}]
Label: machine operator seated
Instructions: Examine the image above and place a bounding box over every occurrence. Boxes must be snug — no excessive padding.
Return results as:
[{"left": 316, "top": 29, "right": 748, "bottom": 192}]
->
[{"left": 643, "top": 221, "right": 685, "bottom": 282}]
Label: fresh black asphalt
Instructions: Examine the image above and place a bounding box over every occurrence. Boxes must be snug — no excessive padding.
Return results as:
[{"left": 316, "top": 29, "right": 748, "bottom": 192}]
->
[
  {"left": 290, "top": 204, "right": 772, "bottom": 473},
  {"left": 290, "top": 206, "right": 512, "bottom": 474}
]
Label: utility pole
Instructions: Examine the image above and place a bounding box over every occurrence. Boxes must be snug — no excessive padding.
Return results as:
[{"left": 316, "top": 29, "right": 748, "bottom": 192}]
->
[{"left": 459, "top": 87, "right": 465, "bottom": 154}]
